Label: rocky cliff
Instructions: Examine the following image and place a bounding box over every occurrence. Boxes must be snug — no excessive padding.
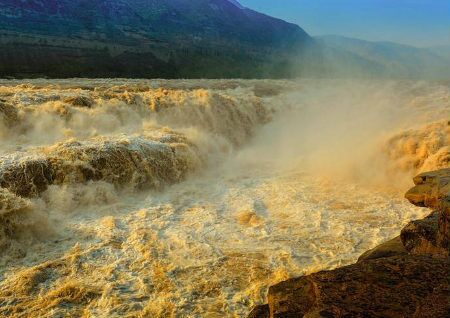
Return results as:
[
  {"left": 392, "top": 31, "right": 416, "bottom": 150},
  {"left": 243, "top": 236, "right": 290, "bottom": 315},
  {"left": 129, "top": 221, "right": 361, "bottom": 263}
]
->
[{"left": 248, "top": 168, "right": 450, "bottom": 318}]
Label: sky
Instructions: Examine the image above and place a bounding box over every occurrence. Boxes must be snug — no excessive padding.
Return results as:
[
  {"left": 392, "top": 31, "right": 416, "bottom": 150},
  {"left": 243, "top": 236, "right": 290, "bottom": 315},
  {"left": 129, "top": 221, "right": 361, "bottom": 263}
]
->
[{"left": 238, "top": 0, "right": 450, "bottom": 47}]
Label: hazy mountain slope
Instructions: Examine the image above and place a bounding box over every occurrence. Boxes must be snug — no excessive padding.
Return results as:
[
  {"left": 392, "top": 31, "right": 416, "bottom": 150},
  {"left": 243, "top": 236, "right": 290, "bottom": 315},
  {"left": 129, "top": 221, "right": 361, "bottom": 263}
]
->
[
  {"left": 316, "top": 35, "right": 450, "bottom": 79},
  {"left": 426, "top": 45, "right": 450, "bottom": 61},
  {"left": 0, "top": 0, "right": 311, "bottom": 78},
  {"left": 1, "top": 1, "right": 446, "bottom": 79}
]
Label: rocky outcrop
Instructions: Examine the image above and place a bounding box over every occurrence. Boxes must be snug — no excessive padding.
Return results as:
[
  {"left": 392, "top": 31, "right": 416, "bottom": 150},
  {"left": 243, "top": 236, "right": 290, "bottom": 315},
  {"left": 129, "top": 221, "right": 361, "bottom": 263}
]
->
[
  {"left": 405, "top": 168, "right": 450, "bottom": 209},
  {"left": 250, "top": 255, "right": 449, "bottom": 318},
  {"left": 402, "top": 168, "right": 450, "bottom": 256},
  {"left": 357, "top": 236, "right": 407, "bottom": 262},
  {"left": 249, "top": 168, "right": 450, "bottom": 318}
]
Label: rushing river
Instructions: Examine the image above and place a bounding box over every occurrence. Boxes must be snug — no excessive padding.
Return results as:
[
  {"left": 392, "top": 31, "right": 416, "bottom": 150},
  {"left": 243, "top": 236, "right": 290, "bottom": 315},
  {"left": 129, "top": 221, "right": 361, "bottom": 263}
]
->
[{"left": 0, "top": 79, "right": 448, "bottom": 317}]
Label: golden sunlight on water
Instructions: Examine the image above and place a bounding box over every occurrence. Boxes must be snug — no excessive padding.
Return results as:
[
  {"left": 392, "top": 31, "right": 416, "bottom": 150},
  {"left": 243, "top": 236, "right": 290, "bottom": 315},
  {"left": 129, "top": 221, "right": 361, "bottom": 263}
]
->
[{"left": 0, "top": 79, "right": 448, "bottom": 317}]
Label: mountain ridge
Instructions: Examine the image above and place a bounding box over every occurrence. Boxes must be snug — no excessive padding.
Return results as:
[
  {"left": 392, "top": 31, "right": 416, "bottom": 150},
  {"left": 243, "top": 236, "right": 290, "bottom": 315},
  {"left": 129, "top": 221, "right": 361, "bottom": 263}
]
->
[
  {"left": 0, "top": 0, "right": 312, "bottom": 78},
  {"left": 315, "top": 35, "right": 450, "bottom": 79},
  {"left": 226, "top": 0, "right": 245, "bottom": 9},
  {"left": 0, "top": 1, "right": 449, "bottom": 79}
]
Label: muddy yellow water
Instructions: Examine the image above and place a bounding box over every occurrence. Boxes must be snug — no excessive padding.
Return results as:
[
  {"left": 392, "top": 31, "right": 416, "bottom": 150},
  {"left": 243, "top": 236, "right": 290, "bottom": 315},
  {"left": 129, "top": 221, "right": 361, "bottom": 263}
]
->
[{"left": 0, "top": 79, "right": 448, "bottom": 317}]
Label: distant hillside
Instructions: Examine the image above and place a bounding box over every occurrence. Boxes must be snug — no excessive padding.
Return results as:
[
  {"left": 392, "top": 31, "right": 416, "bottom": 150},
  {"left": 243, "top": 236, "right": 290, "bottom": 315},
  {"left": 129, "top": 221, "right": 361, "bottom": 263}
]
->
[
  {"left": 0, "top": 0, "right": 312, "bottom": 78},
  {"left": 1, "top": 1, "right": 447, "bottom": 79},
  {"left": 426, "top": 45, "right": 450, "bottom": 61},
  {"left": 316, "top": 35, "right": 450, "bottom": 79}
]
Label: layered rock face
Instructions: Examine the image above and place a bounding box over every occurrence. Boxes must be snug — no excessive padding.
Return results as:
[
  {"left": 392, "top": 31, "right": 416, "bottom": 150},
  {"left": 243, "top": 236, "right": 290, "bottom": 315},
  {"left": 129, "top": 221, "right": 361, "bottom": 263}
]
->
[
  {"left": 249, "top": 168, "right": 450, "bottom": 318},
  {"left": 403, "top": 168, "right": 449, "bottom": 256}
]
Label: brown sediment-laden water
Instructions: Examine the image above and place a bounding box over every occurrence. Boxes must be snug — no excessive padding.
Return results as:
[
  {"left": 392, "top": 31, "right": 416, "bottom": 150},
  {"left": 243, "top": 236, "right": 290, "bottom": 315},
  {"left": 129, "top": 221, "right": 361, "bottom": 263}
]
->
[{"left": 0, "top": 79, "right": 448, "bottom": 317}]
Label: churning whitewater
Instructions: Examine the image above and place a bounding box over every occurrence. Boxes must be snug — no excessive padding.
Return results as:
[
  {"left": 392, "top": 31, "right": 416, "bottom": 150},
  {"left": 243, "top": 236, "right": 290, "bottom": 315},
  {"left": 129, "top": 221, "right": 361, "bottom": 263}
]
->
[{"left": 0, "top": 79, "right": 448, "bottom": 317}]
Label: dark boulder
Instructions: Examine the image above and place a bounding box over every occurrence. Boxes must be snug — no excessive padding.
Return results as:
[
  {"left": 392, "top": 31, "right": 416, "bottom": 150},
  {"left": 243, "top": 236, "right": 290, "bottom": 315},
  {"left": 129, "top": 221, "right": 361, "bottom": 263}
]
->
[{"left": 253, "top": 255, "right": 449, "bottom": 318}]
